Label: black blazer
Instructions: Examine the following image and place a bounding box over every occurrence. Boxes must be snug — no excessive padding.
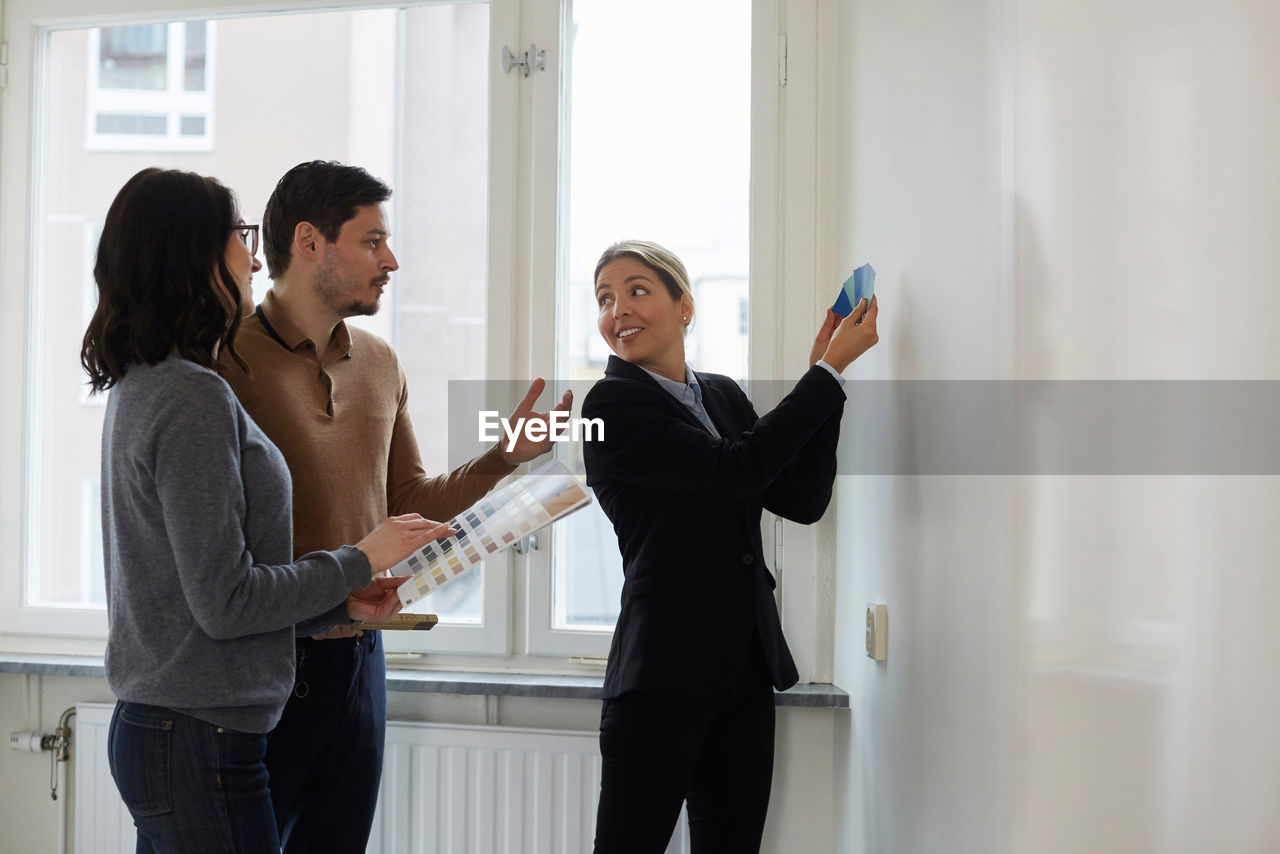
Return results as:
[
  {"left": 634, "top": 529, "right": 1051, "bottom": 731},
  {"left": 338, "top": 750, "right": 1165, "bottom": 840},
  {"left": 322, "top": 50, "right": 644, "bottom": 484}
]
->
[{"left": 582, "top": 356, "right": 847, "bottom": 699}]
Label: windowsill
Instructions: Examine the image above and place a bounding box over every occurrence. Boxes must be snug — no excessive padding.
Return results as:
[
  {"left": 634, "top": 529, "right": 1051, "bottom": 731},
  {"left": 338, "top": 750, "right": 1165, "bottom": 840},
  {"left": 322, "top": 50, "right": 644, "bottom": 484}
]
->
[{"left": 0, "top": 653, "right": 850, "bottom": 709}]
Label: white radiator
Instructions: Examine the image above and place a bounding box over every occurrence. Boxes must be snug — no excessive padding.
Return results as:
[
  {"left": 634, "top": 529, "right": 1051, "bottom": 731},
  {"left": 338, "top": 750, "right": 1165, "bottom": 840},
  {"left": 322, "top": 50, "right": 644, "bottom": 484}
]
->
[
  {"left": 74, "top": 703, "right": 137, "bottom": 850},
  {"left": 74, "top": 703, "right": 690, "bottom": 854}
]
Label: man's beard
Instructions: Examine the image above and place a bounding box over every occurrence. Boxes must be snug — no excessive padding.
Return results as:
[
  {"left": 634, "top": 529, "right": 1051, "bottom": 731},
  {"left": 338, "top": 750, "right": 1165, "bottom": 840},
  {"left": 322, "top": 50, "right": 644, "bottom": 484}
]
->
[{"left": 316, "top": 256, "right": 382, "bottom": 318}]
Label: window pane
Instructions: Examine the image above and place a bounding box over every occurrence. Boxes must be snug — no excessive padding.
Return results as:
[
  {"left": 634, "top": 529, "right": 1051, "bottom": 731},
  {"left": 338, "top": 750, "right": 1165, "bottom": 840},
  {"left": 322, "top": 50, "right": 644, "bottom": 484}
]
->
[
  {"left": 555, "top": 0, "right": 752, "bottom": 629},
  {"left": 35, "top": 6, "right": 488, "bottom": 621},
  {"left": 179, "top": 115, "right": 206, "bottom": 136},
  {"left": 95, "top": 114, "right": 166, "bottom": 135},
  {"left": 373, "top": 3, "right": 490, "bottom": 624},
  {"left": 184, "top": 21, "right": 207, "bottom": 91},
  {"left": 98, "top": 25, "right": 168, "bottom": 90}
]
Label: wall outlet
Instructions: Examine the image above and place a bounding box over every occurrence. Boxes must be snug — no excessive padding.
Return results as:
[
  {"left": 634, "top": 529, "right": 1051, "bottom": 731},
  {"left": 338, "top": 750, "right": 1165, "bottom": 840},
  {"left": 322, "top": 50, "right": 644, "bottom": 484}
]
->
[{"left": 865, "top": 604, "right": 887, "bottom": 661}]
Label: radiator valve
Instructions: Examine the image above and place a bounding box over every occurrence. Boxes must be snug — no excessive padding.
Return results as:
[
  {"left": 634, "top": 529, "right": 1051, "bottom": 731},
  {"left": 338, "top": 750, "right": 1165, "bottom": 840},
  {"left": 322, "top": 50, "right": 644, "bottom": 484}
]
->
[
  {"left": 8, "top": 707, "right": 74, "bottom": 799},
  {"left": 8, "top": 730, "right": 54, "bottom": 753}
]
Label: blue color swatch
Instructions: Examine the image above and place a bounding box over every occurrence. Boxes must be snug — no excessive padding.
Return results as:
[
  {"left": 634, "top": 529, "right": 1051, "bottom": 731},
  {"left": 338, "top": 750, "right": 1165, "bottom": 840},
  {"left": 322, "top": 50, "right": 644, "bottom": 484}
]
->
[{"left": 833, "top": 263, "right": 875, "bottom": 317}]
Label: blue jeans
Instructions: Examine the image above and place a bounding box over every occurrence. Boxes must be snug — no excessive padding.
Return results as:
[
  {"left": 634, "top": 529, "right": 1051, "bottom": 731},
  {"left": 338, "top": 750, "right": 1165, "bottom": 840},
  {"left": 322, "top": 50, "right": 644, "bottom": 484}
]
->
[{"left": 107, "top": 701, "right": 280, "bottom": 854}]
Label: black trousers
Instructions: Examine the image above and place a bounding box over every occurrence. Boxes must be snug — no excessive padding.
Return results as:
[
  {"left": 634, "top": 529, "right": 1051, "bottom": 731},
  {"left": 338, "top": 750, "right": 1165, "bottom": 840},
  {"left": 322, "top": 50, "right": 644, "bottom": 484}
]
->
[
  {"left": 265, "top": 631, "right": 386, "bottom": 854},
  {"left": 592, "top": 646, "right": 777, "bottom": 854}
]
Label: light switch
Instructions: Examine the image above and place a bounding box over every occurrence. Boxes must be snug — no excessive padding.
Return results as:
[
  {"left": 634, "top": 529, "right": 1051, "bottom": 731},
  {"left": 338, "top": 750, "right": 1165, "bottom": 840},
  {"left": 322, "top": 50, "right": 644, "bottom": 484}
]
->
[{"left": 865, "top": 604, "right": 887, "bottom": 661}]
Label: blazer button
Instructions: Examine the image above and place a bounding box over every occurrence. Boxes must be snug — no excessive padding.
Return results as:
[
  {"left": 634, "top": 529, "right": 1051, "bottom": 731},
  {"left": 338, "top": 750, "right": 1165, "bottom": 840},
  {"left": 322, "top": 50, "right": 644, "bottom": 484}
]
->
[{"left": 741, "top": 554, "right": 755, "bottom": 565}]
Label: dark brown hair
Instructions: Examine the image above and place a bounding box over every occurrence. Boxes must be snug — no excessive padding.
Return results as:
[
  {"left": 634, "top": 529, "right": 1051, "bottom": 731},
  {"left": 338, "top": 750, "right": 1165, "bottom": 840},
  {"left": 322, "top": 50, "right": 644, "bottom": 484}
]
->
[
  {"left": 80, "top": 167, "right": 246, "bottom": 392},
  {"left": 262, "top": 160, "right": 392, "bottom": 279}
]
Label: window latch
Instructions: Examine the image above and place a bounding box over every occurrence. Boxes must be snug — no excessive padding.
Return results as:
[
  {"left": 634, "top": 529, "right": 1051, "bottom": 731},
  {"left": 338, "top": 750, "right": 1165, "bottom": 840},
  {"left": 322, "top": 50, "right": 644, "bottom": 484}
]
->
[
  {"left": 501, "top": 43, "right": 546, "bottom": 78},
  {"left": 512, "top": 534, "right": 540, "bottom": 555}
]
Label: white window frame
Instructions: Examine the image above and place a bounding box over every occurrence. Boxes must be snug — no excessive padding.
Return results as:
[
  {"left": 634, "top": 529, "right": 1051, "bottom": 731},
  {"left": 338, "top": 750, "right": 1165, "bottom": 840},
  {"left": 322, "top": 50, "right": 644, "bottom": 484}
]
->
[
  {"left": 84, "top": 20, "right": 216, "bottom": 152},
  {"left": 380, "top": 0, "right": 519, "bottom": 656},
  {"left": 520, "top": 0, "right": 615, "bottom": 659},
  {"left": 0, "top": 0, "right": 835, "bottom": 683},
  {"left": 0, "top": 0, "right": 523, "bottom": 653},
  {"left": 518, "top": 0, "right": 834, "bottom": 682}
]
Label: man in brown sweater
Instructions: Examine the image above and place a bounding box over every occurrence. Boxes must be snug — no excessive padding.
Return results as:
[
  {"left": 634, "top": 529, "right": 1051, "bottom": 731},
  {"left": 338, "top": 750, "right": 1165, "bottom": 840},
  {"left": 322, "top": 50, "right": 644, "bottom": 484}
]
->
[{"left": 220, "top": 160, "right": 569, "bottom": 853}]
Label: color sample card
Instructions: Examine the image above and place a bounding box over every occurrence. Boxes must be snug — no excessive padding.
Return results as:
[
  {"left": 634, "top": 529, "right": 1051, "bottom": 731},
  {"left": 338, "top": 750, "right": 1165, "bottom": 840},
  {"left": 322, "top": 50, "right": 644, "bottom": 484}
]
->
[
  {"left": 391, "top": 459, "right": 593, "bottom": 607},
  {"left": 832, "top": 263, "right": 875, "bottom": 317}
]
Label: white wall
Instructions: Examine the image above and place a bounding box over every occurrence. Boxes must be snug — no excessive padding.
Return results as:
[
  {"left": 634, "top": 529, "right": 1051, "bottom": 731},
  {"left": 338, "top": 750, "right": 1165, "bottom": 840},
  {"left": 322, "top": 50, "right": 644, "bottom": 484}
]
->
[{"left": 831, "top": 0, "right": 1280, "bottom": 852}]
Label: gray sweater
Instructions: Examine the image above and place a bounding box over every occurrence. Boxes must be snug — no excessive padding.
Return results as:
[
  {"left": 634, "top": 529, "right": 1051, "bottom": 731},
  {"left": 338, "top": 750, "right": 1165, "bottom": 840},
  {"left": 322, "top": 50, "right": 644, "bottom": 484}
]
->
[{"left": 101, "top": 356, "right": 372, "bottom": 733}]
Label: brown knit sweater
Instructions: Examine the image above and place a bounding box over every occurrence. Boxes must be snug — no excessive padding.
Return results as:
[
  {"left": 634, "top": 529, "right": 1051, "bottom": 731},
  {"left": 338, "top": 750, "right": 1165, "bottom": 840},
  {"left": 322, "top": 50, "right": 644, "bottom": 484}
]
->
[{"left": 219, "top": 290, "right": 514, "bottom": 558}]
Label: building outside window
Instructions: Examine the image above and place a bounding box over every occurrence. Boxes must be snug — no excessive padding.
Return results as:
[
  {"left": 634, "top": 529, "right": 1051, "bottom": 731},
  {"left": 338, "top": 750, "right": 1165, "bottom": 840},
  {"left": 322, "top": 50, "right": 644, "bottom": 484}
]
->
[{"left": 85, "top": 21, "right": 215, "bottom": 152}]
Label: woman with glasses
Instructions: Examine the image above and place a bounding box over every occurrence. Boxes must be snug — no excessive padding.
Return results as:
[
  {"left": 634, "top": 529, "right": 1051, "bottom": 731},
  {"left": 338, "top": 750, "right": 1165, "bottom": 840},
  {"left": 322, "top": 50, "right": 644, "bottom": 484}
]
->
[
  {"left": 583, "top": 240, "right": 879, "bottom": 853},
  {"left": 81, "top": 167, "right": 447, "bottom": 853}
]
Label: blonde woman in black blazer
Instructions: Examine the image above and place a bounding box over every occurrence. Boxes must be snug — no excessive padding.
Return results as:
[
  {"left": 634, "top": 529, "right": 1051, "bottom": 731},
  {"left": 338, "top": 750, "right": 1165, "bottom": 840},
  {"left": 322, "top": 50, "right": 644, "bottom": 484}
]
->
[{"left": 583, "top": 240, "right": 879, "bottom": 853}]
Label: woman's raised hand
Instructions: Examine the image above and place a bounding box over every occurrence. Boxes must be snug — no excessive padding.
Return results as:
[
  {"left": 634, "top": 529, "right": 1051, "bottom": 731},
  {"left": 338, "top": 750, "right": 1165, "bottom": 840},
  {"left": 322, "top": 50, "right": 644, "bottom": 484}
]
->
[
  {"left": 809, "top": 308, "right": 843, "bottom": 366},
  {"left": 355, "top": 514, "right": 453, "bottom": 574},
  {"left": 820, "top": 296, "right": 879, "bottom": 373}
]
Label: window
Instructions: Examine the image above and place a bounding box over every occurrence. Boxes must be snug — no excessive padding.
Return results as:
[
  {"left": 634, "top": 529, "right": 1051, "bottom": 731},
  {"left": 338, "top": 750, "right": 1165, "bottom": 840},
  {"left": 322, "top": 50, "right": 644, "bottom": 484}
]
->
[
  {"left": 525, "top": 0, "right": 753, "bottom": 656},
  {"left": 14, "top": 4, "right": 506, "bottom": 650},
  {"left": 86, "top": 22, "right": 215, "bottom": 151},
  {"left": 2, "top": 0, "right": 827, "bottom": 677}
]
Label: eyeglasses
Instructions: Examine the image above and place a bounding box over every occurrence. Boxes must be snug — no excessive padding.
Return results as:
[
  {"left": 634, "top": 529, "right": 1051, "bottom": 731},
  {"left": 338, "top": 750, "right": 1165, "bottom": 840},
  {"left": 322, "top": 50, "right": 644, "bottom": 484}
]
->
[{"left": 232, "top": 223, "right": 260, "bottom": 256}]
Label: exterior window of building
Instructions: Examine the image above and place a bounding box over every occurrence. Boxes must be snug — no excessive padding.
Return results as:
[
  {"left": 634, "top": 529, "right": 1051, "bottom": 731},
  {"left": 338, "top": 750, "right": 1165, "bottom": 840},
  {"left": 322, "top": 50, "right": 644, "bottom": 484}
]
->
[{"left": 85, "top": 21, "right": 215, "bottom": 152}]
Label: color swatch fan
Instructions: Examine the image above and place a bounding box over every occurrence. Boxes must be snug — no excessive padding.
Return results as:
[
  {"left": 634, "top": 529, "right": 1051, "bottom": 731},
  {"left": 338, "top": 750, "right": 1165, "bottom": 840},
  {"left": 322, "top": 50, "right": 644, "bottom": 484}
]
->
[
  {"left": 389, "top": 459, "right": 592, "bottom": 607},
  {"left": 832, "top": 263, "right": 875, "bottom": 317}
]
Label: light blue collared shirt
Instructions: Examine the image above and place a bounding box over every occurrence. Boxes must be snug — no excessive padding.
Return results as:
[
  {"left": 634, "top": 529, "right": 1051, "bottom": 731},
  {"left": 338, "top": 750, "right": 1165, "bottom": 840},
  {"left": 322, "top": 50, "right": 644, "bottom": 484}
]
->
[
  {"left": 815, "top": 359, "right": 846, "bottom": 387},
  {"left": 638, "top": 364, "right": 720, "bottom": 438}
]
